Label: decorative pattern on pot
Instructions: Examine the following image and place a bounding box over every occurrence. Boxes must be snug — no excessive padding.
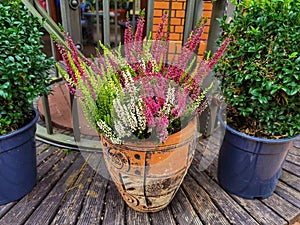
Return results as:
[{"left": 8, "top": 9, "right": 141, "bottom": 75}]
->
[{"left": 101, "top": 118, "right": 197, "bottom": 212}]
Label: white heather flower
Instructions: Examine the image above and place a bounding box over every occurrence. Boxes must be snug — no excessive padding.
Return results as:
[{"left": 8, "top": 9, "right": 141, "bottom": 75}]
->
[
  {"left": 140, "top": 58, "right": 146, "bottom": 70},
  {"left": 128, "top": 98, "right": 138, "bottom": 130},
  {"left": 96, "top": 119, "right": 121, "bottom": 144},
  {"left": 122, "top": 69, "right": 134, "bottom": 85},
  {"left": 114, "top": 120, "right": 129, "bottom": 138},
  {"left": 136, "top": 98, "right": 147, "bottom": 131},
  {"left": 113, "top": 97, "right": 137, "bottom": 133},
  {"left": 162, "top": 85, "right": 175, "bottom": 116},
  {"left": 113, "top": 98, "right": 128, "bottom": 126}
]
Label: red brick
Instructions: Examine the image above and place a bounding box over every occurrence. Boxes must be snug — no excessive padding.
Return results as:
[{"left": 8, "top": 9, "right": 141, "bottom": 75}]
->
[
  {"left": 172, "top": 2, "right": 183, "bottom": 10},
  {"left": 170, "top": 18, "right": 182, "bottom": 25},
  {"left": 175, "top": 10, "right": 185, "bottom": 18},
  {"left": 154, "top": 2, "right": 169, "bottom": 10},
  {"left": 170, "top": 10, "right": 175, "bottom": 17},
  {"left": 169, "top": 25, "right": 175, "bottom": 33},
  {"left": 168, "top": 53, "right": 179, "bottom": 62},
  {"left": 202, "top": 11, "right": 212, "bottom": 19},
  {"left": 198, "top": 41, "right": 207, "bottom": 55},
  {"left": 201, "top": 32, "right": 209, "bottom": 40},
  {"left": 168, "top": 41, "right": 182, "bottom": 53},
  {"left": 154, "top": 10, "right": 163, "bottom": 17},
  {"left": 175, "top": 26, "right": 184, "bottom": 33},
  {"left": 204, "top": 26, "right": 210, "bottom": 33},
  {"left": 203, "top": 2, "right": 213, "bottom": 11},
  {"left": 205, "top": 18, "right": 211, "bottom": 25},
  {"left": 153, "top": 17, "right": 163, "bottom": 25},
  {"left": 169, "top": 33, "right": 181, "bottom": 41}
]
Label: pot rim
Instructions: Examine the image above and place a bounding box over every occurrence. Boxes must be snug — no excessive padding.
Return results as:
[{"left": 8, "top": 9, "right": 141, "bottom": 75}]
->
[
  {"left": 101, "top": 117, "right": 197, "bottom": 151},
  {"left": 218, "top": 107, "right": 299, "bottom": 144}
]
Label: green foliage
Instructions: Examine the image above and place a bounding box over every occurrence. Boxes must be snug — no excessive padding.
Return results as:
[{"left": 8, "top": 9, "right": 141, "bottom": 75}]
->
[
  {"left": 216, "top": 0, "right": 300, "bottom": 138},
  {"left": 0, "top": 0, "right": 53, "bottom": 135}
]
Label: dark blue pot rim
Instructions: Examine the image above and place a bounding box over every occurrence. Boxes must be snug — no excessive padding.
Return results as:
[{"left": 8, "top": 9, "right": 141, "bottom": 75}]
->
[
  {"left": 0, "top": 108, "right": 39, "bottom": 140},
  {"left": 218, "top": 107, "right": 299, "bottom": 144}
]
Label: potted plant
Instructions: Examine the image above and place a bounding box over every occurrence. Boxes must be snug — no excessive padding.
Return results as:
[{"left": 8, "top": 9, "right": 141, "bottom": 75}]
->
[
  {"left": 0, "top": 0, "right": 53, "bottom": 204},
  {"left": 215, "top": 0, "right": 300, "bottom": 199},
  {"left": 54, "top": 12, "right": 229, "bottom": 212}
]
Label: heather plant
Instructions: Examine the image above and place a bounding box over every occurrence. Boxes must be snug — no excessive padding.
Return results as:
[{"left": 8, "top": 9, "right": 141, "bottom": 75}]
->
[
  {"left": 0, "top": 0, "right": 53, "bottom": 135},
  {"left": 216, "top": 0, "right": 300, "bottom": 138},
  {"left": 57, "top": 13, "right": 229, "bottom": 144}
]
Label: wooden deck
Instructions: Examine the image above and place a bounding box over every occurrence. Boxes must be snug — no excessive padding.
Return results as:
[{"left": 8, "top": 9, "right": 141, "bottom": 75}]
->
[{"left": 0, "top": 131, "right": 299, "bottom": 225}]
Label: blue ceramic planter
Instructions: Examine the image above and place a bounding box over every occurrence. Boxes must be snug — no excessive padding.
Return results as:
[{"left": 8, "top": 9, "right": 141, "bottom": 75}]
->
[
  {"left": 0, "top": 109, "right": 38, "bottom": 205},
  {"left": 217, "top": 108, "right": 298, "bottom": 199}
]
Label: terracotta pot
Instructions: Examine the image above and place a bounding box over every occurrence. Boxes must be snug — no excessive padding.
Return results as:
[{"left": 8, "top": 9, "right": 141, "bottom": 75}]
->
[{"left": 100, "top": 118, "right": 197, "bottom": 212}]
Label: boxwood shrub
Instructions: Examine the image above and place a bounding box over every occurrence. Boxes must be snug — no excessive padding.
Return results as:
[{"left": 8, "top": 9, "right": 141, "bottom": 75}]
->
[
  {"left": 215, "top": 0, "right": 300, "bottom": 138},
  {"left": 0, "top": 0, "right": 53, "bottom": 135}
]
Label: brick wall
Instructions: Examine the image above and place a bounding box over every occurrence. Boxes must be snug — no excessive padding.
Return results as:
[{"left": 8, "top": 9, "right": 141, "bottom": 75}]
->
[{"left": 152, "top": 0, "right": 213, "bottom": 57}]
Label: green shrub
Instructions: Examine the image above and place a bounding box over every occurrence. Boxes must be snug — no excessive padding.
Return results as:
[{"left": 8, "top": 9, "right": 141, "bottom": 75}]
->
[
  {"left": 216, "top": 0, "right": 300, "bottom": 138},
  {"left": 0, "top": 0, "right": 53, "bottom": 135}
]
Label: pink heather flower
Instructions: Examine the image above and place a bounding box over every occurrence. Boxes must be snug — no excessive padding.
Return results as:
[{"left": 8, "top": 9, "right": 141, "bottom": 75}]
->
[
  {"left": 166, "top": 22, "right": 205, "bottom": 83},
  {"left": 208, "top": 37, "right": 231, "bottom": 70},
  {"left": 142, "top": 97, "right": 162, "bottom": 117},
  {"left": 124, "top": 19, "right": 134, "bottom": 62},
  {"left": 133, "top": 16, "right": 145, "bottom": 58},
  {"left": 56, "top": 33, "right": 95, "bottom": 94},
  {"left": 142, "top": 102, "right": 155, "bottom": 127},
  {"left": 56, "top": 43, "right": 77, "bottom": 94},
  {"left": 174, "top": 89, "right": 189, "bottom": 118},
  {"left": 151, "top": 13, "right": 168, "bottom": 64},
  {"left": 155, "top": 115, "right": 169, "bottom": 143}
]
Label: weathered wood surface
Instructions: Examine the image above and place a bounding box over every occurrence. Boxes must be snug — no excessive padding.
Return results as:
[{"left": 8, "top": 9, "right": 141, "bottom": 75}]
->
[{"left": 0, "top": 133, "right": 299, "bottom": 225}]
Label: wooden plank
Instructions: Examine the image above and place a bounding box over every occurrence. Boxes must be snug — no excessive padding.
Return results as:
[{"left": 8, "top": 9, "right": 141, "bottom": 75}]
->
[
  {"left": 182, "top": 174, "right": 230, "bottom": 224},
  {"left": 37, "top": 149, "right": 66, "bottom": 180},
  {"left": 35, "top": 140, "right": 44, "bottom": 148},
  {"left": 126, "top": 206, "right": 151, "bottom": 225},
  {"left": 231, "top": 196, "right": 287, "bottom": 225},
  {"left": 23, "top": 153, "right": 83, "bottom": 225},
  {"left": 36, "top": 146, "right": 58, "bottom": 166},
  {"left": 193, "top": 150, "right": 218, "bottom": 175},
  {"left": 76, "top": 155, "right": 108, "bottom": 225},
  {"left": 280, "top": 170, "right": 300, "bottom": 192},
  {"left": 189, "top": 167, "right": 259, "bottom": 225},
  {"left": 50, "top": 153, "right": 98, "bottom": 225},
  {"left": 35, "top": 141, "right": 50, "bottom": 154},
  {"left": 290, "top": 146, "right": 300, "bottom": 156},
  {"left": 102, "top": 181, "right": 125, "bottom": 225},
  {"left": 170, "top": 188, "right": 203, "bottom": 225},
  {"left": 149, "top": 207, "right": 177, "bottom": 225},
  {"left": 0, "top": 203, "right": 16, "bottom": 219},
  {"left": 275, "top": 181, "right": 300, "bottom": 208},
  {"left": 262, "top": 192, "right": 300, "bottom": 224},
  {"left": 0, "top": 151, "right": 79, "bottom": 224},
  {"left": 284, "top": 161, "right": 300, "bottom": 177},
  {"left": 191, "top": 158, "right": 288, "bottom": 225},
  {"left": 286, "top": 153, "right": 300, "bottom": 166}
]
